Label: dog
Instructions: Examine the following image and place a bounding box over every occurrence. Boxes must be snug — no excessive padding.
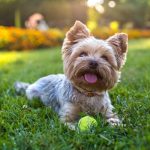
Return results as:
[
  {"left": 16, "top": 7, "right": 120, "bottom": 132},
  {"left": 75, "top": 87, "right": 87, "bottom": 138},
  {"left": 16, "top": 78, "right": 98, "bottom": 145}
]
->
[{"left": 14, "top": 21, "right": 128, "bottom": 130}]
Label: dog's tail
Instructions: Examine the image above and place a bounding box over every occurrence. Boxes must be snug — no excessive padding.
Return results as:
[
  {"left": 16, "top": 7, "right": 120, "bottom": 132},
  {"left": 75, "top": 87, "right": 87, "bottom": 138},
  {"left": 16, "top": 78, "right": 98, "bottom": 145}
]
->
[{"left": 14, "top": 81, "right": 30, "bottom": 95}]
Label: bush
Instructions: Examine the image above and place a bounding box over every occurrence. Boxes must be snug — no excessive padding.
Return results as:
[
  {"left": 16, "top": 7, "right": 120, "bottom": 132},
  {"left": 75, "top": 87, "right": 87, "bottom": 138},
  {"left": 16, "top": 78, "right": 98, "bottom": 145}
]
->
[
  {"left": 92, "top": 28, "right": 150, "bottom": 39},
  {"left": 0, "top": 26, "right": 64, "bottom": 50},
  {"left": 0, "top": 26, "right": 150, "bottom": 51}
]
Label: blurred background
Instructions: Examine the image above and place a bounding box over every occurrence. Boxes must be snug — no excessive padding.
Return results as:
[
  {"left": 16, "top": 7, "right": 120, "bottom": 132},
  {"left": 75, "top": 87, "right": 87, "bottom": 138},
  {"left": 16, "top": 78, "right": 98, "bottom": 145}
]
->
[
  {"left": 1, "top": 1, "right": 150, "bottom": 149},
  {"left": 0, "top": 0, "right": 150, "bottom": 50}
]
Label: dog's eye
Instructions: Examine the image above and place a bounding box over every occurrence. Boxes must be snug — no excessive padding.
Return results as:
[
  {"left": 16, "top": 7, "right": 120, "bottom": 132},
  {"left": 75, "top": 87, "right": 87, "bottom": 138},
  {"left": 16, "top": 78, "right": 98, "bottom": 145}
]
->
[
  {"left": 102, "top": 55, "right": 108, "bottom": 61},
  {"left": 79, "top": 52, "right": 87, "bottom": 57}
]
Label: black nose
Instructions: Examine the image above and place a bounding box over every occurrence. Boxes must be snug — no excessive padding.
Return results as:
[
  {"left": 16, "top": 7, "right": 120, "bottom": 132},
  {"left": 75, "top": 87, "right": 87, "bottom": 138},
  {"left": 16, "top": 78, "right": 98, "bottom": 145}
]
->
[{"left": 89, "top": 60, "right": 98, "bottom": 69}]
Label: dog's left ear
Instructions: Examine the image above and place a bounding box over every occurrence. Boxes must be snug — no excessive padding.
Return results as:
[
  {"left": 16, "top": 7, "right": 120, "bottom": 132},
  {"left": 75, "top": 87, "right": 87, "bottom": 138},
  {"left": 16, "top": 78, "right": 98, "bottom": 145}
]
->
[
  {"left": 107, "top": 33, "right": 128, "bottom": 69},
  {"left": 66, "top": 20, "right": 90, "bottom": 43},
  {"left": 62, "top": 21, "right": 91, "bottom": 59}
]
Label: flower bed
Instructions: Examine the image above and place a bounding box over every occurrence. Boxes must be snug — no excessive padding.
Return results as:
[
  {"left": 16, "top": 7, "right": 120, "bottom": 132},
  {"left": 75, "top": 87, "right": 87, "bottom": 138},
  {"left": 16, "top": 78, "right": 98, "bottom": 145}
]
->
[
  {"left": 0, "top": 26, "right": 150, "bottom": 51},
  {"left": 0, "top": 26, "right": 64, "bottom": 50},
  {"left": 92, "top": 28, "right": 150, "bottom": 40}
]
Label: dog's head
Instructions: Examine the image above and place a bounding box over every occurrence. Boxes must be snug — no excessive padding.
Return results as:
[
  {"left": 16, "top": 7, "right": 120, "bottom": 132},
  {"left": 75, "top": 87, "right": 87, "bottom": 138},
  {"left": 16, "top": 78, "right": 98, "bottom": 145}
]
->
[{"left": 62, "top": 21, "right": 128, "bottom": 93}]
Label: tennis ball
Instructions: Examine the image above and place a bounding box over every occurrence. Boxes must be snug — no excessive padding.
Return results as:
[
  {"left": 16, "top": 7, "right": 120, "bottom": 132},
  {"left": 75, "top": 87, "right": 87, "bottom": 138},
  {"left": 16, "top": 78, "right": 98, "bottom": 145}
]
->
[{"left": 78, "top": 116, "right": 98, "bottom": 131}]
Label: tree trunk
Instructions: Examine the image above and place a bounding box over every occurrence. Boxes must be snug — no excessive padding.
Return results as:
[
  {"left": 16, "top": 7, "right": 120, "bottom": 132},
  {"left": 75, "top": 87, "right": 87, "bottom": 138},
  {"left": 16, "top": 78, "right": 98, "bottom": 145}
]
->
[{"left": 14, "top": 9, "right": 21, "bottom": 28}]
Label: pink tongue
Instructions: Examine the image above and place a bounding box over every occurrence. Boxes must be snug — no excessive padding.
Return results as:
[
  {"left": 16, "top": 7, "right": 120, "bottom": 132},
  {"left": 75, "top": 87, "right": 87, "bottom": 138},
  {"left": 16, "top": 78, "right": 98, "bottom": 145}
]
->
[{"left": 84, "top": 73, "right": 98, "bottom": 84}]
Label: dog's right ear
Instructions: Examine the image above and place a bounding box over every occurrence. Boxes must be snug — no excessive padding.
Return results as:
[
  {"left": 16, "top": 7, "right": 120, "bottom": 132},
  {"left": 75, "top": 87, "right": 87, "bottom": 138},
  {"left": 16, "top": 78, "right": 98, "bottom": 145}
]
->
[
  {"left": 107, "top": 33, "right": 128, "bottom": 69},
  {"left": 66, "top": 21, "right": 90, "bottom": 43}
]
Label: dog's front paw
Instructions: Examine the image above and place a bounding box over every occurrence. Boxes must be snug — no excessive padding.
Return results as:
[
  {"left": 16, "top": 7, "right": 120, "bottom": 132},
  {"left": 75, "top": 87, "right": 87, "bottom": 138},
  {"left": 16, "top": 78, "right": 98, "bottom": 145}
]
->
[
  {"left": 65, "top": 122, "right": 76, "bottom": 130},
  {"left": 107, "top": 118, "right": 122, "bottom": 126}
]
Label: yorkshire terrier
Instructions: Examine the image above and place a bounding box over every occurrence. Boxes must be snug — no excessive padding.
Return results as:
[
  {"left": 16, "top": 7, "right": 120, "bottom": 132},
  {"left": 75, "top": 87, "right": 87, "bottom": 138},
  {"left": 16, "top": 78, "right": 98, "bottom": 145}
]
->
[{"left": 14, "top": 21, "right": 128, "bottom": 130}]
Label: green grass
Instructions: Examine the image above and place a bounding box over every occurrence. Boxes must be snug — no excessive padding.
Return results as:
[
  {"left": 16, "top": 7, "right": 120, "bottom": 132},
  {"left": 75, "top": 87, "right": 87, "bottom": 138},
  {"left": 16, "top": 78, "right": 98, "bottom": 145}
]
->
[{"left": 0, "top": 38, "right": 150, "bottom": 150}]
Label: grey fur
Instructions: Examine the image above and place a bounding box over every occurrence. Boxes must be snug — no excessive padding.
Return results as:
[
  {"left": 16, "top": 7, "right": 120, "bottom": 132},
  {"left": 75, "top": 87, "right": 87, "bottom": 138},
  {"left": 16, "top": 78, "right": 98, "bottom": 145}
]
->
[
  {"left": 14, "top": 21, "right": 127, "bottom": 129},
  {"left": 14, "top": 74, "right": 120, "bottom": 129}
]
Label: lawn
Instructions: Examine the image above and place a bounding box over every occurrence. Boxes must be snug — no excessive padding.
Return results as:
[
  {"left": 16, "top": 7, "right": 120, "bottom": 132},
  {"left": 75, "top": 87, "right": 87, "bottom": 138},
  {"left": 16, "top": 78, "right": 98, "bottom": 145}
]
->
[{"left": 0, "top": 38, "right": 150, "bottom": 150}]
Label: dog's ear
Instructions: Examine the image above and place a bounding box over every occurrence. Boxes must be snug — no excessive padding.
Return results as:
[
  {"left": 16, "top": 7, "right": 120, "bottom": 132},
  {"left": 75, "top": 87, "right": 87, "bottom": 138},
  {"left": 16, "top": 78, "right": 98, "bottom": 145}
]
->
[
  {"left": 107, "top": 33, "right": 128, "bottom": 69},
  {"left": 66, "top": 20, "right": 90, "bottom": 43},
  {"left": 62, "top": 21, "right": 90, "bottom": 59}
]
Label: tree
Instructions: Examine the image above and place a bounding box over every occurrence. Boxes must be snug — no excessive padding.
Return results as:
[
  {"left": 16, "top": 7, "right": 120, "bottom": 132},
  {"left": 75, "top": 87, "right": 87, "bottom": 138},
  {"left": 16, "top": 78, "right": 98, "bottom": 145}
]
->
[
  {"left": 102, "top": 0, "right": 150, "bottom": 28},
  {"left": 0, "top": 0, "right": 45, "bottom": 27}
]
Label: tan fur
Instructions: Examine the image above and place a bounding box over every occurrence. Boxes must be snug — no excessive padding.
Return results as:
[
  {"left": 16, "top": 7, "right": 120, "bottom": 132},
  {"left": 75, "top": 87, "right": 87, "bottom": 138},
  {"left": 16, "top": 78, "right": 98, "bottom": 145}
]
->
[
  {"left": 59, "top": 103, "right": 81, "bottom": 122},
  {"left": 66, "top": 21, "right": 90, "bottom": 42},
  {"left": 62, "top": 21, "right": 128, "bottom": 94},
  {"left": 60, "top": 21, "right": 128, "bottom": 128},
  {"left": 15, "top": 21, "right": 128, "bottom": 129},
  {"left": 18, "top": 21, "right": 128, "bottom": 130},
  {"left": 107, "top": 33, "right": 128, "bottom": 69}
]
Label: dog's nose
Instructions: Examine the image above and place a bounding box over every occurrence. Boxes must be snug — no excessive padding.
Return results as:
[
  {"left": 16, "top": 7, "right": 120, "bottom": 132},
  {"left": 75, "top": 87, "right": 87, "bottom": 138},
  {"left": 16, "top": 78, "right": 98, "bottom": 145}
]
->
[{"left": 89, "top": 60, "right": 98, "bottom": 69}]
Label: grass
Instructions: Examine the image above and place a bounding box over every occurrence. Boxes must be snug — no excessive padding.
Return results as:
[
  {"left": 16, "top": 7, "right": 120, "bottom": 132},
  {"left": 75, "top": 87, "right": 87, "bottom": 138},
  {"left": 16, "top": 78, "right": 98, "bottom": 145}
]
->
[{"left": 0, "top": 38, "right": 150, "bottom": 150}]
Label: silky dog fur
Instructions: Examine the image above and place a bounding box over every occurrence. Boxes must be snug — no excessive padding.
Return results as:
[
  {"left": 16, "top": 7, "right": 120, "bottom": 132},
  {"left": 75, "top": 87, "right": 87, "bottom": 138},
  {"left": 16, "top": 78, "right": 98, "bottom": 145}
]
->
[{"left": 14, "top": 21, "right": 128, "bottom": 129}]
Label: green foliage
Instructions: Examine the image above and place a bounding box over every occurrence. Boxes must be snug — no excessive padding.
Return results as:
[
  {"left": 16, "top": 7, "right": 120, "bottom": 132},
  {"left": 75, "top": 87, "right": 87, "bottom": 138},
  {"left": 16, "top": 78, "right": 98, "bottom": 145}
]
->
[
  {"left": 103, "top": 0, "right": 150, "bottom": 28},
  {"left": 0, "top": 39, "right": 150, "bottom": 149},
  {"left": 0, "top": 0, "right": 150, "bottom": 28},
  {"left": 14, "top": 9, "right": 21, "bottom": 27},
  {"left": 87, "top": 8, "right": 99, "bottom": 31},
  {"left": 0, "top": 0, "right": 87, "bottom": 27}
]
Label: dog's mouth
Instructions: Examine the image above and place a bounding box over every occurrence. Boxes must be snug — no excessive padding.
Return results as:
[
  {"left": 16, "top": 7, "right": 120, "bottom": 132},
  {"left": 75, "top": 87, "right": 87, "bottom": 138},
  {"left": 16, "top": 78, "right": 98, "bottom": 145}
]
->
[
  {"left": 84, "top": 73, "right": 98, "bottom": 84},
  {"left": 76, "top": 70, "right": 103, "bottom": 84}
]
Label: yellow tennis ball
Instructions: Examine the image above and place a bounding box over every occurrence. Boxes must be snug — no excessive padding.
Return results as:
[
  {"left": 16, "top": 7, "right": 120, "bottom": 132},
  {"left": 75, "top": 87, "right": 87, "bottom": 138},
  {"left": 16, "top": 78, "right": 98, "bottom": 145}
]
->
[{"left": 78, "top": 116, "right": 98, "bottom": 131}]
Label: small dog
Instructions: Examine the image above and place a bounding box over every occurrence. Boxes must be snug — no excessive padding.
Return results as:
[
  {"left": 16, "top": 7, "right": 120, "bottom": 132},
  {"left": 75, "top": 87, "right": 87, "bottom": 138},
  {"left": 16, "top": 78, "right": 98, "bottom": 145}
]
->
[{"left": 14, "top": 21, "right": 128, "bottom": 129}]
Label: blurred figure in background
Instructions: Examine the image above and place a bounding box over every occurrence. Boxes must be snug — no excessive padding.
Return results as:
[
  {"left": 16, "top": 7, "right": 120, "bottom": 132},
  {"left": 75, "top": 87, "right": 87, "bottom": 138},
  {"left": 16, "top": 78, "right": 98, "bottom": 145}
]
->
[{"left": 25, "top": 13, "right": 49, "bottom": 31}]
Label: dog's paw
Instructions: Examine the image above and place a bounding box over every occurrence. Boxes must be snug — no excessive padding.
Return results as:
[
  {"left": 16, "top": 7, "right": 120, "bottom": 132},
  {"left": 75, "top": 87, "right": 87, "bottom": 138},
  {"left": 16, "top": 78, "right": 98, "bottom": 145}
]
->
[
  {"left": 65, "top": 122, "right": 76, "bottom": 130},
  {"left": 107, "top": 118, "right": 122, "bottom": 126}
]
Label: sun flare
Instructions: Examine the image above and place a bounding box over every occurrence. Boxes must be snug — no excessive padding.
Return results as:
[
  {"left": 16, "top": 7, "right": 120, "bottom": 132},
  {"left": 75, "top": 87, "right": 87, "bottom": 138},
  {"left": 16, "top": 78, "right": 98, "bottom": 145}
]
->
[
  {"left": 0, "top": 52, "right": 20, "bottom": 67},
  {"left": 87, "top": 0, "right": 104, "bottom": 7}
]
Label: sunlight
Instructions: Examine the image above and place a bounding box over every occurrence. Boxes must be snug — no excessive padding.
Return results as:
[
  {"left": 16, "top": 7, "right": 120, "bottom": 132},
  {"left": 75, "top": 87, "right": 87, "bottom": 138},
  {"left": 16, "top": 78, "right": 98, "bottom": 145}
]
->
[
  {"left": 109, "top": 21, "right": 119, "bottom": 30},
  {"left": 0, "top": 52, "right": 20, "bottom": 67},
  {"left": 87, "top": 21, "right": 97, "bottom": 31},
  {"left": 108, "top": 1, "right": 116, "bottom": 8},
  {"left": 87, "top": 0, "right": 104, "bottom": 7},
  {"left": 95, "top": 4, "right": 105, "bottom": 14}
]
